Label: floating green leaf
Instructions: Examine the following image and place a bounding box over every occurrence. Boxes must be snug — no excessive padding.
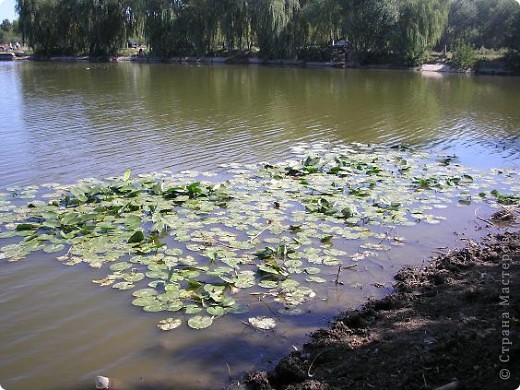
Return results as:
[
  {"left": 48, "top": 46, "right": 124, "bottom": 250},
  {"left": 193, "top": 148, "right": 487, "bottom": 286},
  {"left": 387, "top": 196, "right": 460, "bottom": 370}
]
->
[
  {"left": 248, "top": 316, "right": 276, "bottom": 330},
  {"left": 187, "top": 315, "right": 213, "bottom": 329},
  {"left": 123, "top": 169, "right": 132, "bottom": 182},
  {"left": 112, "top": 281, "right": 135, "bottom": 290},
  {"left": 258, "top": 280, "right": 278, "bottom": 289},
  {"left": 109, "top": 262, "right": 132, "bottom": 272},
  {"left": 306, "top": 276, "right": 327, "bottom": 283},
  {"left": 185, "top": 304, "right": 203, "bottom": 315},
  {"left": 15, "top": 223, "right": 39, "bottom": 231},
  {"left": 304, "top": 267, "right": 321, "bottom": 275},
  {"left": 207, "top": 306, "right": 226, "bottom": 317},
  {"left": 123, "top": 272, "right": 145, "bottom": 282},
  {"left": 43, "top": 244, "right": 65, "bottom": 253},
  {"left": 158, "top": 318, "right": 182, "bottom": 331},
  {"left": 133, "top": 288, "right": 158, "bottom": 298},
  {"left": 0, "top": 143, "right": 516, "bottom": 331},
  {"left": 128, "top": 230, "right": 145, "bottom": 244},
  {"left": 143, "top": 302, "right": 164, "bottom": 312}
]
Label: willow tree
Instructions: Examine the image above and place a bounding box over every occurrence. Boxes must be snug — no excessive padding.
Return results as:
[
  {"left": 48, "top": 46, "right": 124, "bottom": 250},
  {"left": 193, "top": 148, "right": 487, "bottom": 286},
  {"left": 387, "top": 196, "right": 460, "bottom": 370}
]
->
[
  {"left": 441, "top": 0, "right": 478, "bottom": 47},
  {"left": 506, "top": 4, "right": 520, "bottom": 70},
  {"left": 85, "top": 0, "right": 134, "bottom": 56},
  {"left": 124, "top": 0, "right": 146, "bottom": 44},
  {"left": 16, "top": 0, "right": 35, "bottom": 46},
  {"left": 396, "top": 0, "right": 449, "bottom": 65},
  {"left": 16, "top": 0, "right": 65, "bottom": 55},
  {"left": 56, "top": 0, "right": 91, "bottom": 54},
  {"left": 252, "top": 0, "right": 305, "bottom": 58},
  {"left": 143, "top": 0, "right": 183, "bottom": 57},
  {"left": 216, "top": 0, "right": 251, "bottom": 51},
  {"left": 16, "top": 0, "right": 137, "bottom": 56},
  {"left": 172, "top": 0, "right": 213, "bottom": 55},
  {"left": 509, "top": 4, "right": 520, "bottom": 52},
  {"left": 342, "top": 0, "right": 400, "bottom": 62},
  {"left": 301, "top": 0, "right": 343, "bottom": 45}
]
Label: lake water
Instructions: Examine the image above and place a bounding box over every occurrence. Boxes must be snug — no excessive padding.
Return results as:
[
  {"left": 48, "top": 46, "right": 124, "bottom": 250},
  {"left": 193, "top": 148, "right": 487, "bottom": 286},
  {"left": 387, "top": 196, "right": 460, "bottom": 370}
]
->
[{"left": 0, "top": 61, "right": 519, "bottom": 390}]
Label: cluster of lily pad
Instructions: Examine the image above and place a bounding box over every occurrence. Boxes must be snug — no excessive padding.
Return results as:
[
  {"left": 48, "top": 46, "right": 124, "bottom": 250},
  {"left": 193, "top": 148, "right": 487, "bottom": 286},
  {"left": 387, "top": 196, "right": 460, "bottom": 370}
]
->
[{"left": 0, "top": 142, "right": 518, "bottom": 330}]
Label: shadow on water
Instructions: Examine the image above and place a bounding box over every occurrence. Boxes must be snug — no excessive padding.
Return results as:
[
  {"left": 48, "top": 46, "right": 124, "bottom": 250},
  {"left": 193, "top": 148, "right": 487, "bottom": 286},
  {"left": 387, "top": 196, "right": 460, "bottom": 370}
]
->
[{"left": 53, "top": 330, "right": 295, "bottom": 390}]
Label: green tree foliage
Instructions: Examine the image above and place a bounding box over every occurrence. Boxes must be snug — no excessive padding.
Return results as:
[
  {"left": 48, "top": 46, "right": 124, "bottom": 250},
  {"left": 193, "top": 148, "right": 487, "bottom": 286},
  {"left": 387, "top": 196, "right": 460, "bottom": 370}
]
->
[
  {"left": 88, "top": 0, "right": 131, "bottom": 56},
  {"left": 218, "top": 0, "right": 251, "bottom": 51},
  {"left": 509, "top": 6, "right": 520, "bottom": 52},
  {"left": 1, "top": 19, "right": 13, "bottom": 33},
  {"left": 301, "top": 0, "right": 342, "bottom": 45},
  {"left": 505, "top": 5, "right": 520, "bottom": 70},
  {"left": 13, "top": 0, "right": 520, "bottom": 65},
  {"left": 450, "top": 38, "right": 476, "bottom": 69},
  {"left": 441, "top": 0, "right": 519, "bottom": 49},
  {"left": 342, "top": 0, "right": 399, "bottom": 63},
  {"left": 477, "top": 0, "right": 519, "bottom": 49},
  {"left": 253, "top": 0, "right": 303, "bottom": 58},
  {"left": 397, "top": 0, "right": 449, "bottom": 65},
  {"left": 187, "top": 0, "right": 221, "bottom": 56},
  {"left": 16, "top": 0, "right": 62, "bottom": 55},
  {"left": 16, "top": 0, "right": 137, "bottom": 56},
  {"left": 142, "top": 0, "right": 179, "bottom": 57},
  {"left": 442, "top": 0, "right": 478, "bottom": 46}
]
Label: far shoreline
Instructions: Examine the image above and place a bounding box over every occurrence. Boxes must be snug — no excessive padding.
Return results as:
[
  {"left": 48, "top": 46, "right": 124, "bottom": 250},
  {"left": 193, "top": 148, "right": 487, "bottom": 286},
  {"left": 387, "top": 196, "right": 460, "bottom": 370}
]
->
[{"left": 5, "top": 52, "right": 518, "bottom": 77}]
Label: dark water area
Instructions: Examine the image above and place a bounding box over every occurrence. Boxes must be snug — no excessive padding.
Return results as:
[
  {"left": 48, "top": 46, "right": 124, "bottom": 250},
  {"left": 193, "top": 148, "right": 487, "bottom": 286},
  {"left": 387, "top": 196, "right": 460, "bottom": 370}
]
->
[{"left": 0, "top": 61, "right": 518, "bottom": 390}]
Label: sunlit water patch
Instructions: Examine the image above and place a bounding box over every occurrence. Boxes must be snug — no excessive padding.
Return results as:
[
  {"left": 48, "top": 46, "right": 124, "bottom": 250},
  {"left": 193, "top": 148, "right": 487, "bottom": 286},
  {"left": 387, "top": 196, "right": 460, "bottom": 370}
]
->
[{"left": 2, "top": 62, "right": 520, "bottom": 191}]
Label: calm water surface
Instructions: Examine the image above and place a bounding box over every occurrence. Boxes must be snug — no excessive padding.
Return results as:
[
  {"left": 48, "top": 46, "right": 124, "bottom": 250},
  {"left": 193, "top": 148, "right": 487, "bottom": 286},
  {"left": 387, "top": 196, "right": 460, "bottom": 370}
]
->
[{"left": 0, "top": 62, "right": 519, "bottom": 390}]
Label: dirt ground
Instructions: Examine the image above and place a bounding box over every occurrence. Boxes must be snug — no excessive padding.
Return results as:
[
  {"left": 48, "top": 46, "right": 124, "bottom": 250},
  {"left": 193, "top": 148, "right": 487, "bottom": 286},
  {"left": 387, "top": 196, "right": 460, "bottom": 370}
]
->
[{"left": 247, "top": 228, "right": 520, "bottom": 390}]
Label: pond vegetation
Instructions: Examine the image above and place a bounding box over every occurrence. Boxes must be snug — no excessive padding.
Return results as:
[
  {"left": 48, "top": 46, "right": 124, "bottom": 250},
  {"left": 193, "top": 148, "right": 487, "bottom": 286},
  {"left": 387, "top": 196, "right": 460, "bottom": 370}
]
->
[{"left": 0, "top": 143, "right": 518, "bottom": 331}]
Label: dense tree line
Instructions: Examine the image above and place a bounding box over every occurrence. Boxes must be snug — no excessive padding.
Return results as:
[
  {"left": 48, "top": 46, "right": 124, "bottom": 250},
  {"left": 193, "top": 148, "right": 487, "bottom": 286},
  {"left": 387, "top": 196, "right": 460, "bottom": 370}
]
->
[
  {"left": 15, "top": 0, "right": 520, "bottom": 66},
  {"left": 0, "top": 18, "right": 18, "bottom": 44}
]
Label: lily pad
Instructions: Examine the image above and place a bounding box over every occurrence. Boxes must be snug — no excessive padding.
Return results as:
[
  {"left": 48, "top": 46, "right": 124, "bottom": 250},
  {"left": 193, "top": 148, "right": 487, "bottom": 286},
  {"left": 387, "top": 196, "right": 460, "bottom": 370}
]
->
[
  {"left": 0, "top": 142, "right": 515, "bottom": 332},
  {"left": 304, "top": 267, "right": 321, "bottom": 275},
  {"left": 207, "top": 306, "right": 226, "bottom": 317},
  {"left": 143, "top": 302, "right": 164, "bottom": 312},
  {"left": 187, "top": 315, "right": 213, "bottom": 330},
  {"left": 158, "top": 318, "right": 182, "bottom": 331},
  {"left": 185, "top": 304, "right": 203, "bottom": 315},
  {"left": 43, "top": 244, "right": 65, "bottom": 253},
  {"left": 112, "top": 281, "right": 135, "bottom": 290},
  {"left": 306, "top": 276, "right": 327, "bottom": 283},
  {"left": 123, "top": 272, "right": 145, "bottom": 283},
  {"left": 258, "top": 280, "right": 278, "bottom": 289},
  {"left": 133, "top": 288, "right": 158, "bottom": 298},
  {"left": 128, "top": 230, "right": 145, "bottom": 244},
  {"left": 109, "top": 262, "right": 132, "bottom": 272},
  {"left": 248, "top": 316, "right": 276, "bottom": 330}
]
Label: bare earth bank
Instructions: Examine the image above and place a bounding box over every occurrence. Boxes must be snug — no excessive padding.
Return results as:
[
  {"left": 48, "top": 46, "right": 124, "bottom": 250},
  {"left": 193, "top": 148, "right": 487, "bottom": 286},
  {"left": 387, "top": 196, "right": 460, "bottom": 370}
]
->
[{"left": 247, "top": 230, "right": 520, "bottom": 390}]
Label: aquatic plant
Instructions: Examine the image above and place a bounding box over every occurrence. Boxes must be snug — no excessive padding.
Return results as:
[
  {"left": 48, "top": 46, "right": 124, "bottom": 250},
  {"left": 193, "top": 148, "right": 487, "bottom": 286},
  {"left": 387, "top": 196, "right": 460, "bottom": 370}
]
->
[{"left": 0, "top": 143, "right": 517, "bottom": 330}]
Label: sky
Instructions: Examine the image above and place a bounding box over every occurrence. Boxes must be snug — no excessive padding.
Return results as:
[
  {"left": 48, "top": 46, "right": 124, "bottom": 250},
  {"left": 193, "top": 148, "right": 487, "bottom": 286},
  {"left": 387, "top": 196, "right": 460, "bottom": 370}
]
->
[{"left": 0, "top": 0, "right": 16, "bottom": 22}]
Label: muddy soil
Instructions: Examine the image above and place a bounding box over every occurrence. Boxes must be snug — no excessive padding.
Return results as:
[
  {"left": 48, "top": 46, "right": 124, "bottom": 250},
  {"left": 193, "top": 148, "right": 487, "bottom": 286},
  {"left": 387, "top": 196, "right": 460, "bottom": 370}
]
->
[{"left": 247, "top": 231, "right": 520, "bottom": 390}]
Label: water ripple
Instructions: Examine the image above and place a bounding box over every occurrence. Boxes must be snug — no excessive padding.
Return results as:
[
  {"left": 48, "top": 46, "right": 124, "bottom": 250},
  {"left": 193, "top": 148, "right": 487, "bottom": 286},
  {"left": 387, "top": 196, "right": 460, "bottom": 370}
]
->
[{"left": 1, "top": 62, "right": 519, "bottom": 390}]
